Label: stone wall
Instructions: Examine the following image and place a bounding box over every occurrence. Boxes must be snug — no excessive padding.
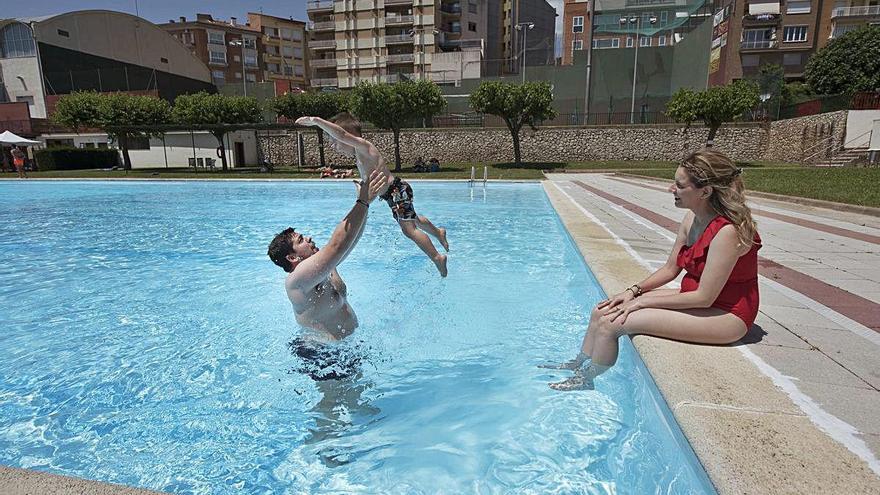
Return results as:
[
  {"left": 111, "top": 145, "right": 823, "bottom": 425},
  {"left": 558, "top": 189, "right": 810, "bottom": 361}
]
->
[
  {"left": 258, "top": 123, "right": 769, "bottom": 168},
  {"left": 764, "top": 110, "right": 848, "bottom": 163}
]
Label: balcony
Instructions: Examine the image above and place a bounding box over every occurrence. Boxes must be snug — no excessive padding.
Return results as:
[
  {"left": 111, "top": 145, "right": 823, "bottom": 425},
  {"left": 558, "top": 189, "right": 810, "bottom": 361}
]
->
[
  {"left": 310, "top": 58, "right": 337, "bottom": 68},
  {"left": 386, "top": 53, "right": 415, "bottom": 63},
  {"left": 441, "top": 4, "right": 462, "bottom": 15},
  {"left": 385, "top": 34, "right": 414, "bottom": 44},
  {"left": 311, "top": 77, "right": 338, "bottom": 87},
  {"left": 385, "top": 0, "right": 414, "bottom": 5},
  {"left": 832, "top": 5, "right": 880, "bottom": 17},
  {"left": 309, "top": 39, "right": 337, "bottom": 49},
  {"left": 382, "top": 73, "right": 415, "bottom": 83},
  {"left": 385, "top": 15, "right": 415, "bottom": 26},
  {"left": 307, "top": 0, "right": 334, "bottom": 12},
  {"left": 743, "top": 13, "right": 781, "bottom": 25},
  {"left": 741, "top": 40, "right": 777, "bottom": 49},
  {"left": 309, "top": 20, "right": 335, "bottom": 31}
]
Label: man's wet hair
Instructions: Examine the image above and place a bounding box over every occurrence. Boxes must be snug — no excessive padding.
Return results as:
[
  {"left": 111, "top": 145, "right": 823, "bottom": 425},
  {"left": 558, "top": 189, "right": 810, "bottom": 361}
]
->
[
  {"left": 331, "top": 112, "right": 362, "bottom": 137},
  {"left": 268, "top": 227, "right": 297, "bottom": 272}
]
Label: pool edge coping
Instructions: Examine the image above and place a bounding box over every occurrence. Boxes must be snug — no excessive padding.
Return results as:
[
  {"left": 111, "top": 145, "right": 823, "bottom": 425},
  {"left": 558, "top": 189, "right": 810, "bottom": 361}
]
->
[{"left": 541, "top": 180, "right": 880, "bottom": 494}]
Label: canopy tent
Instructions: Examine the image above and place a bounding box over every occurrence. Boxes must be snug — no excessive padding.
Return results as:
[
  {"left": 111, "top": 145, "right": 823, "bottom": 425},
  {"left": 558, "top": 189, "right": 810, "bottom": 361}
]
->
[{"left": 0, "top": 131, "right": 40, "bottom": 146}]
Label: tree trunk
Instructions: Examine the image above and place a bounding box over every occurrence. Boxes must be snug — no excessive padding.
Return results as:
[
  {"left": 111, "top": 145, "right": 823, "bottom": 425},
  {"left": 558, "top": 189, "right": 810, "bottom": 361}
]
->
[
  {"left": 393, "top": 128, "right": 402, "bottom": 172},
  {"left": 213, "top": 132, "right": 228, "bottom": 171},
  {"left": 317, "top": 129, "right": 326, "bottom": 168},
  {"left": 508, "top": 124, "right": 522, "bottom": 166},
  {"left": 706, "top": 123, "right": 720, "bottom": 147},
  {"left": 119, "top": 135, "right": 132, "bottom": 170}
]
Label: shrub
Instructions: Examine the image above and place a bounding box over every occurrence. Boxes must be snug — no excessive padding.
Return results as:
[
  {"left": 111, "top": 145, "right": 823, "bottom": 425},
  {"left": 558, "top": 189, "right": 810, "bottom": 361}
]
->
[{"left": 35, "top": 147, "right": 120, "bottom": 171}]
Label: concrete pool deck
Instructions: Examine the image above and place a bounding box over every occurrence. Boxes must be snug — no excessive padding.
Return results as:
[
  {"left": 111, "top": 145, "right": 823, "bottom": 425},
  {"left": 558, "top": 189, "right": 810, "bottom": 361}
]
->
[{"left": 544, "top": 173, "right": 880, "bottom": 494}]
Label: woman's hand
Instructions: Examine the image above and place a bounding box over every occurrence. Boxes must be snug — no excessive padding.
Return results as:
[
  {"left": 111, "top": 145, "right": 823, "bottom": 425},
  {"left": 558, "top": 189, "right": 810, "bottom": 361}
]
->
[
  {"left": 607, "top": 298, "right": 644, "bottom": 325},
  {"left": 597, "top": 290, "right": 635, "bottom": 312}
]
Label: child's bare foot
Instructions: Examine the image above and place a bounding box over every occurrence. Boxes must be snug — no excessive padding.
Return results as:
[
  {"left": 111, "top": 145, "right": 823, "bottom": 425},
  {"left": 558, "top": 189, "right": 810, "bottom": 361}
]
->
[
  {"left": 438, "top": 228, "right": 449, "bottom": 252},
  {"left": 433, "top": 254, "right": 448, "bottom": 277}
]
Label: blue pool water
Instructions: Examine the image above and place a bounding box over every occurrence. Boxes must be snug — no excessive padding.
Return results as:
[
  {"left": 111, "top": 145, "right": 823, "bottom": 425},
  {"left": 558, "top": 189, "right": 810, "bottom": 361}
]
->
[{"left": 0, "top": 180, "right": 713, "bottom": 494}]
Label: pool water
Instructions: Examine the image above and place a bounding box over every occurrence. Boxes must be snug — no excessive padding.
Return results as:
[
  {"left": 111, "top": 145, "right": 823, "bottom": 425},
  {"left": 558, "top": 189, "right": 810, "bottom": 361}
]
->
[{"left": 0, "top": 180, "right": 714, "bottom": 494}]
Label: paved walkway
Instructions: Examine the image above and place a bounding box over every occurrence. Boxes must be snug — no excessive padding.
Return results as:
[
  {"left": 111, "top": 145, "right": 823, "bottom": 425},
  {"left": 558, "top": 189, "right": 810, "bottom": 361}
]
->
[{"left": 546, "top": 173, "right": 880, "bottom": 492}]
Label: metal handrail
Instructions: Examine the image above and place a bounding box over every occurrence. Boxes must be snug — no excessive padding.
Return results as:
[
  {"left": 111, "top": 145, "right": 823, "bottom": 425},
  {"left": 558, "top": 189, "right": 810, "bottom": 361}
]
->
[{"left": 802, "top": 128, "right": 872, "bottom": 163}]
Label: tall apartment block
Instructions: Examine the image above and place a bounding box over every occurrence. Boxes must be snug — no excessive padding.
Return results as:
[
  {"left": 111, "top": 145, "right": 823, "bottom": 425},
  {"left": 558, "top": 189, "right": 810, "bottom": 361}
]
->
[
  {"left": 709, "top": 0, "right": 879, "bottom": 86},
  {"left": 246, "top": 13, "right": 308, "bottom": 93},
  {"left": 561, "top": 0, "right": 589, "bottom": 65},
  {"left": 160, "top": 15, "right": 264, "bottom": 89},
  {"left": 500, "top": 0, "right": 557, "bottom": 74}
]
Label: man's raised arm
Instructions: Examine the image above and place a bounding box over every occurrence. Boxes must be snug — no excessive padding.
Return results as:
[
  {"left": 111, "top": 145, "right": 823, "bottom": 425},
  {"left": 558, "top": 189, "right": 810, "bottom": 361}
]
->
[{"left": 295, "top": 117, "right": 369, "bottom": 153}]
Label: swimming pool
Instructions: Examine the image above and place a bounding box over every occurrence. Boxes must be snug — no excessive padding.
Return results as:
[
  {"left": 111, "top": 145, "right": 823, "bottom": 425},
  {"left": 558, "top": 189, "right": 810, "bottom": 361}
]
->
[{"left": 0, "top": 180, "right": 714, "bottom": 494}]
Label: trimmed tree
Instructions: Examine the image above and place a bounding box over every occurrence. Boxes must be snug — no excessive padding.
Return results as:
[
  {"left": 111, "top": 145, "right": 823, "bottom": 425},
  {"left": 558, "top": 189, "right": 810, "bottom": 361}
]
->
[
  {"left": 172, "top": 92, "right": 263, "bottom": 171},
  {"left": 273, "top": 90, "right": 348, "bottom": 168},
  {"left": 349, "top": 79, "right": 446, "bottom": 171},
  {"left": 805, "top": 25, "right": 880, "bottom": 95},
  {"left": 53, "top": 92, "right": 171, "bottom": 170},
  {"left": 469, "top": 81, "right": 556, "bottom": 166},
  {"left": 666, "top": 80, "right": 760, "bottom": 146}
]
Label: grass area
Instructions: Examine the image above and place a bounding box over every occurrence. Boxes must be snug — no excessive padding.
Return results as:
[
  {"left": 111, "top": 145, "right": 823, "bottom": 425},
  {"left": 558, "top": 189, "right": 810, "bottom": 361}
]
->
[
  {"left": 4, "top": 159, "right": 802, "bottom": 181},
  {"left": 625, "top": 167, "right": 880, "bottom": 208}
]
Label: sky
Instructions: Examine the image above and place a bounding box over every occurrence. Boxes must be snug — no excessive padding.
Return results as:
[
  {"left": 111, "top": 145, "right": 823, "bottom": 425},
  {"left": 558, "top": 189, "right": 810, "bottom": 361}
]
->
[{"left": 5, "top": 0, "right": 564, "bottom": 55}]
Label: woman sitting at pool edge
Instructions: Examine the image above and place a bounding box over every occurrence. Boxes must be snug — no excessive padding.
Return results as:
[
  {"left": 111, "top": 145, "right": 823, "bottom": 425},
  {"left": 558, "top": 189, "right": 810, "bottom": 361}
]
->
[{"left": 545, "top": 149, "right": 761, "bottom": 391}]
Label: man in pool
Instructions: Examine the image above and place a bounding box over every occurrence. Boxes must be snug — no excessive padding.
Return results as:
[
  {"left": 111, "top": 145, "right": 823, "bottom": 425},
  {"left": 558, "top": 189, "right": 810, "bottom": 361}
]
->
[
  {"left": 295, "top": 113, "right": 449, "bottom": 277},
  {"left": 268, "top": 170, "right": 385, "bottom": 345}
]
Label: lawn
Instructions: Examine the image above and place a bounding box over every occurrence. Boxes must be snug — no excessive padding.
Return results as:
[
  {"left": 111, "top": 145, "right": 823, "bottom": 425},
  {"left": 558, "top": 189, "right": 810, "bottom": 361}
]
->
[{"left": 626, "top": 167, "right": 880, "bottom": 208}]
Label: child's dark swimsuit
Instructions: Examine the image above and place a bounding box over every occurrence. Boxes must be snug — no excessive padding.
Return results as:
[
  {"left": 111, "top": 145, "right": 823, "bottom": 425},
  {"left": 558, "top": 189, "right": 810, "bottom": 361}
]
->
[
  {"left": 289, "top": 337, "right": 362, "bottom": 381},
  {"left": 379, "top": 177, "right": 417, "bottom": 221}
]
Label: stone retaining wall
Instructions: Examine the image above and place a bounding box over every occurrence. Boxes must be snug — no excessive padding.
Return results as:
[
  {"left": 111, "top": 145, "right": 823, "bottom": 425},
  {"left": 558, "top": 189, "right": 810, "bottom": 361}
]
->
[
  {"left": 258, "top": 123, "right": 769, "bottom": 168},
  {"left": 764, "top": 110, "right": 848, "bottom": 163}
]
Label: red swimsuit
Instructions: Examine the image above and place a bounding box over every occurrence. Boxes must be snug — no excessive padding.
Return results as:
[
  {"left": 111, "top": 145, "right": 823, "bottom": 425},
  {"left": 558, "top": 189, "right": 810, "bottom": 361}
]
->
[{"left": 676, "top": 215, "right": 761, "bottom": 328}]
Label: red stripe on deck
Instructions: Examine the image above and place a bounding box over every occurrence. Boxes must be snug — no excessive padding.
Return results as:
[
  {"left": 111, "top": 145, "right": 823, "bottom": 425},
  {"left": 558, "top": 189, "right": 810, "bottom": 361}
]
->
[{"left": 571, "top": 180, "right": 880, "bottom": 332}]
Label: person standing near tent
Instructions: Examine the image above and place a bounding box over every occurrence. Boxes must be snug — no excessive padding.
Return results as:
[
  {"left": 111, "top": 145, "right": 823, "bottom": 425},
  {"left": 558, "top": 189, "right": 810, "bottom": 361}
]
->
[{"left": 11, "top": 147, "right": 27, "bottom": 179}]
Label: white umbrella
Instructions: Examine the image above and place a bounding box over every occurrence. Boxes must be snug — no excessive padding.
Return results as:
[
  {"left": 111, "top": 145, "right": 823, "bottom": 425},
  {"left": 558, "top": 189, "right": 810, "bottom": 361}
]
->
[{"left": 0, "top": 130, "right": 40, "bottom": 146}]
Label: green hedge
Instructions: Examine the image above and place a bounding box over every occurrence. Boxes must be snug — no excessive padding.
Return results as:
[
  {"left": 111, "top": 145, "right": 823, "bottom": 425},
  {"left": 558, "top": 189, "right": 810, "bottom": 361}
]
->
[{"left": 35, "top": 147, "right": 120, "bottom": 171}]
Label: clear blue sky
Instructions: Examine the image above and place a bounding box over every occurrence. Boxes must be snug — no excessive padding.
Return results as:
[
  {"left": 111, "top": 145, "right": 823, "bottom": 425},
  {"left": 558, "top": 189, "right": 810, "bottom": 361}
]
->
[{"left": 4, "top": 0, "right": 308, "bottom": 25}]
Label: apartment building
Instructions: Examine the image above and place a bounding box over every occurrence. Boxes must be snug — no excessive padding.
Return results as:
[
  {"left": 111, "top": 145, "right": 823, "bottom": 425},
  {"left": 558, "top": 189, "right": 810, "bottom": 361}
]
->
[
  {"left": 561, "top": 0, "right": 590, "bottom": 65},
  {"left": 819, "top": 0, "right": 880, "bottom": 47},
  {"left": 246, "top": 12, "right": 308, "bottom": 93},
  {"left": 160, "top": 14, "right": 264, "bottom": 89},
  {"left": 307, "top": 0, "right": 498, "bottom": 89},
  {"left": 501, "top": 0, "right": 557, "bottom": 74}
]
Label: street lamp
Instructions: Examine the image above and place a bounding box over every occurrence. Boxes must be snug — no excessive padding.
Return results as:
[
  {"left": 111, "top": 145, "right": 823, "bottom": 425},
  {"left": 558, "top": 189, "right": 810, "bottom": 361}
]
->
[
  {"left": 228, "top": 38, "right": 248, "bottom": 96},
  {"left": 515, "top": 22, "right": 534, "bottom": 84},
  {"left": 408, "top": 28, "right": 440, "bottom": 81},
  {"left": 620, "top": 14, "right": 657, "bottom": 123}
]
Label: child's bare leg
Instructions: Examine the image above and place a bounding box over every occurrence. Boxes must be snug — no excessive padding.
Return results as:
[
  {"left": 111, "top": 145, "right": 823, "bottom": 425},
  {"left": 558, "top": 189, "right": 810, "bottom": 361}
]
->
[
  {"left": 415, "top": 215, "right": 448, "bottom": 252},
  {"left": 400, "top": 220, "right": 447, "bottom": 277}
]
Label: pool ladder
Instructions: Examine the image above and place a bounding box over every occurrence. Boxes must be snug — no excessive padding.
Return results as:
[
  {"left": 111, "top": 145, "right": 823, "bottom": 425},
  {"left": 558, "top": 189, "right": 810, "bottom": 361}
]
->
[{"left": 468, "top": 166, "right": 488, "bottom": 186}]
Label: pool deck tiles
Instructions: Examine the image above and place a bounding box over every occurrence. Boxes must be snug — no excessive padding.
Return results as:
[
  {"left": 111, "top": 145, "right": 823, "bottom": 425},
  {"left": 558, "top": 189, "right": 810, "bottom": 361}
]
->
[{"left": 544, "top": 173, "right": 880, "bottom": 494}]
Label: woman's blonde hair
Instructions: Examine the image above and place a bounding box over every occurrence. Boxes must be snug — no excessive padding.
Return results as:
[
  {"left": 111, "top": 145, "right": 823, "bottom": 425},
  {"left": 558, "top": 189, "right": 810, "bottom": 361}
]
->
[{"left": 680, "top": 149, "right": 757, "bottom": 248}]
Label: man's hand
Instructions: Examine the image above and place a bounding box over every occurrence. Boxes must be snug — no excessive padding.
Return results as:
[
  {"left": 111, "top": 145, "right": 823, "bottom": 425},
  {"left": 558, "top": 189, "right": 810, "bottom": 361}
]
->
[
  {"left": 354, "top": 170, "right": 385, "bottom": 204},
  {"left": 295, "top": 116, "right": 317, "bottom": 127}
]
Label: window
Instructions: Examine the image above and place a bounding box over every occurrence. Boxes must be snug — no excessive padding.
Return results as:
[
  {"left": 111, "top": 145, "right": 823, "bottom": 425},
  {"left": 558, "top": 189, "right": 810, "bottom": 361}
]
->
[
  {"left": 832, "top": 24, "right": 861, "bottom": 38},
  {"left": 786, "top": 1, "right": 811, "bottom": 14},
  {"left": 783, "top": 26, "right": 807, "bottom": 43},
  {"left": 244, "top": 54, "right": 258, "bottom": 67},
  {"left": 291, "top": 29, "right": 303, "bottom": 41},
  {"left": 573, "top": 39, "right": 583, "bottom": 50},
  {"left": 741, "top": 54, "right": 760, "bottom": 67},
  {"left": 0, "top": 22, "right": 36, "bottom": 58},
  {"left": 265, "top": 45, "right": 279, "bottom": 55},
  {"left": 626, "top": 37, "right": 634, "bottom": 47},
  {"left": 573, "top": 16, "right": 584, "bottom": 33},
  {"left": 97, "top": 142, "right": 108, "bottom": 149},
  {"left": 209, "top": 50, "right": 227, "bottom": 64},
  {"left": 281, "top": 28, "right": 294, "bottom": 40},
  {"left": 160, "top": 57, "right": 169, "bottom": 63},
  {"left": 263, "top": 27, "right": 279, "bottom": 37},
  {"left": 469, "top": 0, "right": 477, "bottom": 14},
  {"left": 660, "top": 11, "right": 668, "bottom": 26},
  {"left": 294, "top": 65, "right": 304, "bottom": 76},
  {"left": 82, "top": 142, "right": 95, "bottom": 149},
  {"left": 128, "top": 137, "right": 151, "bottom": 150},
  {"left": 208, "top": 31, "right": 225, "bottom": 45},
  {"left": 246, "top": 73, "right": 257, "bottom": 82},
  {"left": 57, "top": 29, "right": 70, "bottom": 38},
  {"left": 283, "top": 65, "right": 294, "bottom": 76},
  {"left": 46, "top": 139, "right": 74, "bottom": 148},
  {"left": 282, "top": 45, "right": 294, "bottom": 57},
  {"left": 293, "top": 47, "right": 303, "bottom": 59},
  {"left": 469, "top": 22, "right": 477, "bottom": 32},
  {"left": 211, "top": 70, "right": 226, "bottom": 83},
  {"left": 267, "top": 63, "right": 280, "bottom": 73},
  {"left": 658, "top": 35, "right": 667, "bottom": 46},
  {"left": 783, "top": 53, "right": 802, "bottom": 65},
  {"left": 742, "top": 28, "right": 774, "bottom": 48},
  {"left": 640, "top": 36, "right": 652, "bottom": 47},
  {"left": 243, "top": 37, "right": 256, "bottom": 49},
  {"left": 593, "top": 38, "right": 619, "bottom": 49}
]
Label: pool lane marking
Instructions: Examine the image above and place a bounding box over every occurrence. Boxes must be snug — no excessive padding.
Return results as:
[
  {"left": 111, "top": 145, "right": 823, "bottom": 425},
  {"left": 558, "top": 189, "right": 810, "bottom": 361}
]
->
[
  {"left": 572, "top": 180, "right": 880, "bottom": 335},
  {"left": 608, "top": 176, "right": 880, "bottom": 245},
  {"left": 549, "top": 180, "right": 880, "bottom": 477}
]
